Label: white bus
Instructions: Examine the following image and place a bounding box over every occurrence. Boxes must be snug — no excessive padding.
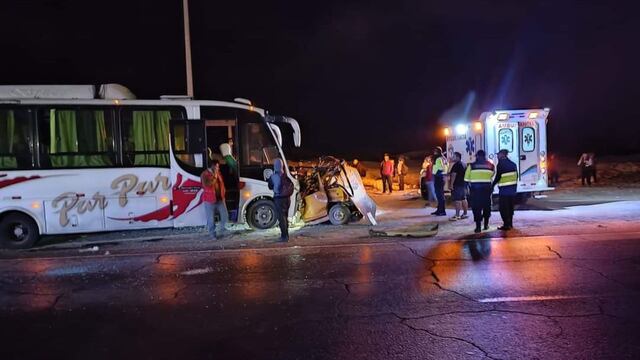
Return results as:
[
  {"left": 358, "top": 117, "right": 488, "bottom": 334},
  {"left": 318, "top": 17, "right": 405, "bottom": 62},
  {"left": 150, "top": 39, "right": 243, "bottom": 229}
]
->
[
  {"left": 0, "top": 84, "right": 301, "bottom": 249},
  {"left": 443, "top": 108, "right": 553, "bottom": 198}
]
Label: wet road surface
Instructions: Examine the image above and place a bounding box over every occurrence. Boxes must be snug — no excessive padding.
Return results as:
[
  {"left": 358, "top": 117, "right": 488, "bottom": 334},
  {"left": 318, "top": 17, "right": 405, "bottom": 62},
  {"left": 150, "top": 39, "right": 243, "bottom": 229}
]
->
[{"left": 1, "top": 232, "right": 640, "bottom": 359}]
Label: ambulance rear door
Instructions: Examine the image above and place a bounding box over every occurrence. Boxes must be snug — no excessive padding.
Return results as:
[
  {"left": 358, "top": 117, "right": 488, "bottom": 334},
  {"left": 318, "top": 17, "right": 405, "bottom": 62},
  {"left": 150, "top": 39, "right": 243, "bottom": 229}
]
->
[{"left": 517, "top": 120, "right": 540, "bottom": 191}]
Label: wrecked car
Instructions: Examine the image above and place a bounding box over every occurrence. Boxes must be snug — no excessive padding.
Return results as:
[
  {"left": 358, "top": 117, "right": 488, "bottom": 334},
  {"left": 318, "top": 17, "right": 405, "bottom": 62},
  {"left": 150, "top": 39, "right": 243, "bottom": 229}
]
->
[{"left": 296, "top": 156, "right": 377, "bottom": 226}]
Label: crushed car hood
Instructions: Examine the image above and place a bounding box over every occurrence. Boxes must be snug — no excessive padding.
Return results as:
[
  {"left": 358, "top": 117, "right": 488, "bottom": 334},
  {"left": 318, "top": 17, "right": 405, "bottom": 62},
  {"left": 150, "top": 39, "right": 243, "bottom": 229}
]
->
[{"left": 339, "top": 165, "right": 378, "bottom": 225}]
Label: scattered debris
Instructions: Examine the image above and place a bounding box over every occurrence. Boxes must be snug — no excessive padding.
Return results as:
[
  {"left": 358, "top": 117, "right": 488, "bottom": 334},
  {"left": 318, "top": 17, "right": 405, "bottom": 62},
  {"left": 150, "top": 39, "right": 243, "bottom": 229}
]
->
[
  {"left": 181, "top": 267, "right": 213, "bottom": 276},
  {"left": 369, "top": 223, "right": 439, "bottom": 237},
  {"left": 78, "top": 246, "right": 99, "bottom": 253}
]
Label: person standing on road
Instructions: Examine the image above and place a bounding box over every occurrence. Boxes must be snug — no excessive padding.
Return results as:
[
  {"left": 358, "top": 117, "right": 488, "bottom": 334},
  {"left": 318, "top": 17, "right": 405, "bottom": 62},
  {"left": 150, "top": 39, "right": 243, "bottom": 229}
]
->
[
  {"left": 397, "top": 157, "right": 409, "bottom": 191},
  {"left": 200, "top": 159, "right": 228, "bottom": 239},
  {"left": 464, "top": 150, "right": 495, "bottom": 233},
  {"left": 448, "top": 152, "right": 469, "bottom": 221},
  {"left": 420, "top": 156, "right": 436, "bottom": 206},
  {"left": 578, "top": 153, "right": 593, "bottom": 186},
  {"left": 492, "top": 149, "right": 518, "bottom": 230},
  {"left": 380, "top": 153, "right": 395, "bottom": 194},
  {"left": 268, "top": 158, "right": 293, "bottom": 242},
  {"left": 589, "top": 152, "right": 597, "bottom": 184},
  {"left": 432, "top": 147, "right": 447, "bottom": 216}
]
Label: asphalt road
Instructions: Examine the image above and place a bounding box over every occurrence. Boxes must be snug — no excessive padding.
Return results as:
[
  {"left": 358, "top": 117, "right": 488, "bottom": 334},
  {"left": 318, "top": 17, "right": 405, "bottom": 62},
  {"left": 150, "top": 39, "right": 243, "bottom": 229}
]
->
[{"left": 1, "top": 231, "right": 640, "bottom": 359}]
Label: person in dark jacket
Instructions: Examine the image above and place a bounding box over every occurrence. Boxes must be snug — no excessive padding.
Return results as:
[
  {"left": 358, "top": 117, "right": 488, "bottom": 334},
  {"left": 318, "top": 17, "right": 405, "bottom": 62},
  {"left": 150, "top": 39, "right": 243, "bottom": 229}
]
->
[
  {"left": 464, "top": 150, "right": 495, "bottom": 233},
  {"left": 267, "top": 158, "right": 290, "bottom": 242},
  {"left": 492, "top": 149, "right": 518, "bottom": 230},
  {"left": 397, "top": 157, "right": 409, "bottom": 191}
]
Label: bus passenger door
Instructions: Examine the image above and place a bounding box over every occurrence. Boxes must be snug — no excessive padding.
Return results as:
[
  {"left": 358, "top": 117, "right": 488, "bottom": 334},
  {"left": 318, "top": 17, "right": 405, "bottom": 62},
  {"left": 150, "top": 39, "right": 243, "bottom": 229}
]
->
[
  {"left": 170, "top": 119, "right": 208, "bottom": 227},
  {"left": 204, "top": 119, "right": 240, "bottom": 222}
]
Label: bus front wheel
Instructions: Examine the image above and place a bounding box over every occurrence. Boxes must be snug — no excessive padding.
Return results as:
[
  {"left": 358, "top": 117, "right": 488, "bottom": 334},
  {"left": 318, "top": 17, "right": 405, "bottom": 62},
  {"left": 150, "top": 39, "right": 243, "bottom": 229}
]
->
[
  {"left": 247, "top": 199, "right": 277, "bottom": 230},
  {"left": 0, "top": 213, "right": 40, "bottom": 249}
]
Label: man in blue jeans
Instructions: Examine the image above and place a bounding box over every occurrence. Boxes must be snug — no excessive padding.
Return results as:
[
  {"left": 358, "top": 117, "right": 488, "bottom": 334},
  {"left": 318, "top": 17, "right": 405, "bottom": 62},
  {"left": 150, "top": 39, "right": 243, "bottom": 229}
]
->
[{"left": 200, "top": 160, "right": 228, "bottom": 239}]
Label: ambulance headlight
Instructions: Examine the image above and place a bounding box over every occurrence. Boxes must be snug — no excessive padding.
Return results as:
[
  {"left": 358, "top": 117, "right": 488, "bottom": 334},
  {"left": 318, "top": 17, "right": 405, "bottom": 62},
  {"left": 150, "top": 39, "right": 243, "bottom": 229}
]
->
[
  {"left": 529, "top": 112, "right": 539, "bottom": 119},
  {"left": 443, "top": 127, "right": 450, "bottom": 136},
  {"left": 455, "top": 124, "right": 468, "bottom": 135},
  {"left": 497, "top": 113, "right": 509, "bottom": 120},
  {"left": 474, "top": 122, "right": 482, "bottom": 131}
]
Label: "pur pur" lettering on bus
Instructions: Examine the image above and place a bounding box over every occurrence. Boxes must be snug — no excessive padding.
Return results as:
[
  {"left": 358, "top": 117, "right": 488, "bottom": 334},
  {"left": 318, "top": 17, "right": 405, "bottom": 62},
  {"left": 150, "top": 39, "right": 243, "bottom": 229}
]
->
[
  {"left": 52, "top": 192, "right": 108, "bottom": 227},
  {"left": 111, "top": 173, "right": 171, "bottom": 207},
  {"left": 52, "top": 173, "right": 172, "bottom": 226}
]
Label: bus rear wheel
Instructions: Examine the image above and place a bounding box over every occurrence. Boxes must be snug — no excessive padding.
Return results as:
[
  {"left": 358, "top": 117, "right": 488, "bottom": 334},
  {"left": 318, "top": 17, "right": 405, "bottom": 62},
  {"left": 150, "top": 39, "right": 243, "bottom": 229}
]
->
[
  {"left": 247, "top": 199, "right": 277, "bottom": 230},
  {"left": 0, "top": 213, "right": 40, "bottom": 249}
]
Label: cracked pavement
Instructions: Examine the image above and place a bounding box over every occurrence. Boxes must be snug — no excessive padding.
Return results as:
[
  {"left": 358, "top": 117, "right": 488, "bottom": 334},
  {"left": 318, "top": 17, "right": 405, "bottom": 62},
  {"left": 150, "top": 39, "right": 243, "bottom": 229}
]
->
[{"left": 1, "top": 230, "right": 640, "bottom": 359}]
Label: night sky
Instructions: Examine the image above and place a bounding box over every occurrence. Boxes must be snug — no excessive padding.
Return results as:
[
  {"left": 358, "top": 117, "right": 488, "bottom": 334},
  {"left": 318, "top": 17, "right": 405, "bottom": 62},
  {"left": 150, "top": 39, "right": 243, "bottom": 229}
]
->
[{"left": 2, "top": 0, "right": 639, "bottom": 160}]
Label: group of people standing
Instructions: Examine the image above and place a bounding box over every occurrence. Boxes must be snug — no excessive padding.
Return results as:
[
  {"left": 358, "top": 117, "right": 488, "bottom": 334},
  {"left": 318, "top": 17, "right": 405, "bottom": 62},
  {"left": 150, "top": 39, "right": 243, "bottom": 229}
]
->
[
  {"left": 379, "top": 153, "right": 409, "bottom": 193},
  {"left": 421, "top": 147, "right": 518, "bottom": 233}
]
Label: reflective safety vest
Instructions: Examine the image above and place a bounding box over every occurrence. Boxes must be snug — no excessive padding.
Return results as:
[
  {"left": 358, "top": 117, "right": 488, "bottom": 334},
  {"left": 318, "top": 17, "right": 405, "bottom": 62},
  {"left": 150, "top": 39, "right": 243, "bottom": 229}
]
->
[
  {"left": 432, "top": 156, "right": 447, "bottom": 176},
  {"left": 464, "top": 160, "right": 495, "bottom": 186},
  {"left": 493, "top": 158, "right": 518, "bottom": 195},
  {"left": 498, "top": 171, "right": 518, "bottom": 187}
]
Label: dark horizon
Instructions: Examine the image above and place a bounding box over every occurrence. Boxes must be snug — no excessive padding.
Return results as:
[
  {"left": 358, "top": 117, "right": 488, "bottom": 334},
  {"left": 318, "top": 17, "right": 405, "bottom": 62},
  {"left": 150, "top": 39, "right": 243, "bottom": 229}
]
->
[{"left": 2, "top": 0, "right": 639, "bottom": 160}]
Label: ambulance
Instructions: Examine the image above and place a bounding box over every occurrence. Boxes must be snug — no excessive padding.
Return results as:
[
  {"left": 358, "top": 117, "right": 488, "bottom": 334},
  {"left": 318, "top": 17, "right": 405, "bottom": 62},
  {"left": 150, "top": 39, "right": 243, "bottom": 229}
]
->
[{"left": 443, "top": 108, "right": 553, "bottom": 199}]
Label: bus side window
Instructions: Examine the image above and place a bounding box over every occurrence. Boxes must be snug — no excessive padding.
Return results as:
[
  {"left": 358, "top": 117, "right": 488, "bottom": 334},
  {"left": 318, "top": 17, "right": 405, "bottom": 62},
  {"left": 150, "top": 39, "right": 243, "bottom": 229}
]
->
[
  {"left": 120, "top": 107, "right": 185, "bottom": 167},
  {"left": 0, "top": 108, "right": 34, "bottom": 170},
  {"left": 37, "top": 107, "right": 115, "bottom": 169}
]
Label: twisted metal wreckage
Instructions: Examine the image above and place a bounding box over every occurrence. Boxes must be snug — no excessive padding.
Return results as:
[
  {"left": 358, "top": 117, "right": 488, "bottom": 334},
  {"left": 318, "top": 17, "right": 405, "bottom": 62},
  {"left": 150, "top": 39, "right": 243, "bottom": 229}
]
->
[{"left": 295, "top": 156, "right": 377, "bottom": 226}]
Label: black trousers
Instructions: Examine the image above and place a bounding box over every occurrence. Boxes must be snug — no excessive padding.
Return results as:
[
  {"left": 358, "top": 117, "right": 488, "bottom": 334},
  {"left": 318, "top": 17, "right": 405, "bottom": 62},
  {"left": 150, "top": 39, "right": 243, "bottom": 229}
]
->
[
  {"left": 470, "top": 185, "right": 492, "bottom": 224},
  {"left": 398, "top": 175, "right": 405, "bottom": 190},
  {"left": 274, "top": 197, "right": 290, "bottom": 239},
  {"left": 434, "top": 175, "right": 446, "bottom": 214},
  {"left": 382, "top": 174, "right": 393, "bottom": 193},
  {"left": 499, "top": 195, "right": 515, "bottom": 227},
  {"left": 581, "top": 167, "right": 591, "bottom": 186}
]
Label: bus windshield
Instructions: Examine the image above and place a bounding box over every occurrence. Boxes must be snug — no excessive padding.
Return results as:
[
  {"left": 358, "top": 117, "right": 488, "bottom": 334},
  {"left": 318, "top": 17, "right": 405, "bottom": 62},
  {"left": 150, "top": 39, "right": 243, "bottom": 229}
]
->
[{"left": 241, "top": 119, "right": 280, "bottom": 166}]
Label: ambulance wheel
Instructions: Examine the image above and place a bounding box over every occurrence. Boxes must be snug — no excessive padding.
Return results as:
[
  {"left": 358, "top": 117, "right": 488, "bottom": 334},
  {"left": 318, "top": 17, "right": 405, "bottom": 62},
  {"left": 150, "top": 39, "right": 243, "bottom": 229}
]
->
[
  {"left": 247, "top": 199, "right": 277, "bottom": 230},
  {"left": 329, "top": 204, "right": 350, "bottom": 225},
  {"left": 0, "top": 213, "right": 40, "bottom": 249}
]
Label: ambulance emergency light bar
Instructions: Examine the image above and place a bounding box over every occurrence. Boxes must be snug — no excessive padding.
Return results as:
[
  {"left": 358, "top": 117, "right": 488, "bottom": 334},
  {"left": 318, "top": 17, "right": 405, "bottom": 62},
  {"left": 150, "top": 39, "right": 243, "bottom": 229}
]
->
[{"left": 443, "top": 121, "right": 483, "bottom": 137}]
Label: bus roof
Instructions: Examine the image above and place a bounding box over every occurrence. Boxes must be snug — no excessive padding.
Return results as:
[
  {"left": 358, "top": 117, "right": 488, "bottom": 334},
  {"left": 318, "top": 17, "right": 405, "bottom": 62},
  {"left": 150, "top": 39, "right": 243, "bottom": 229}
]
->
[{"left": 0, "top": 84, "right": 264, "bottom": 115}]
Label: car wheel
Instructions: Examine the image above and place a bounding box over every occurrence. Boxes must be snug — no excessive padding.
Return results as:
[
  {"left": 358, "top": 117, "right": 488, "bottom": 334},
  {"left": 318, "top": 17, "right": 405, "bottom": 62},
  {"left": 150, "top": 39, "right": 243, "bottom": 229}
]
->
[
  {"left": 329, "top": 204, "right": 350, "bottom": 225},
  {"left": 0, "top": 213, "right": 40, "bottom": 249},
  {"left": 247, "top": 199, "right": 277, "bottom": 230}
]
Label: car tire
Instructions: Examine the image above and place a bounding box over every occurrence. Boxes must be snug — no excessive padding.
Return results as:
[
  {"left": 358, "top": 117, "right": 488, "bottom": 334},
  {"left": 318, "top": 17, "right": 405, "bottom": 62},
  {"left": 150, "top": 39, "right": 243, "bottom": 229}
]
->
[
  {"left": 246, "top": 199, "right": 277, "bottom": 230},
  {"left": 0, "top": 213, "right": 40, "bottom": 249},
  {"left": 329, "top": 204, "right": 350, "bottom": 225}
]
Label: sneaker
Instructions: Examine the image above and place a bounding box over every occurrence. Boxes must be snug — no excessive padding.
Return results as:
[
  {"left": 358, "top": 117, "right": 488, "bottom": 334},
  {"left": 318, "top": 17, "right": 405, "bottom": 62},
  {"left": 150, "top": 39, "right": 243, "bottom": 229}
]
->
[
  {"left": 449, "top": 216, "right": 460, "bottom": 221},
  {"left": 279, "top": 237, "right": 289, "bottom": 243},
  {"left": 430, "top": 211, "right": 439, "bottom": 215},
  {"left": 435, "top": 212, "right": 447, "bottom": 217},
  {"left": 498, "top": 225, "right": 512, "bottom": 231},
  {"left": 460, "top": 214, "right": 469, "bottom": 219},
  {"left": 474, "top": 227, "right": 481, "bottom": 233},
  {"left": 483, "top": 225, "right": 489, "bottom": 231}
]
